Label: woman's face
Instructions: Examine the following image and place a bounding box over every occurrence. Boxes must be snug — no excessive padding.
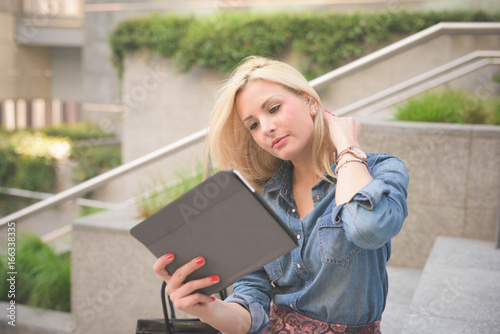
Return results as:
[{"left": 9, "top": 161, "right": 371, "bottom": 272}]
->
[{"left": 235, "top": 80, "right": 316, "bottom": 163}]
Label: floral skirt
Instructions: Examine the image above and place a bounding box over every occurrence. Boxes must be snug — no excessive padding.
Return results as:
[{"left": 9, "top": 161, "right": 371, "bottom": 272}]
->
[{"left": 262, "top": 304, "right": 382, "bottom": 334}]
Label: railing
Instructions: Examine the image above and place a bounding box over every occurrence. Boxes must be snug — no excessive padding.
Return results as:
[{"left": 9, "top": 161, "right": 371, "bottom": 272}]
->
[
  {"left": 2, "top": 22, "right": 500, "bottom": 227},
  {"left": 333, "top": 50, "right": 500, "bottom": 117},
  {"left": 0, "top": 129, "right": 208, "bottom": 226},
  {"left": 0, "top": 187, "right": 118, "bottom": 210},
  {"left": 309, "top": 22, "right": 500, "bottom": 89}
]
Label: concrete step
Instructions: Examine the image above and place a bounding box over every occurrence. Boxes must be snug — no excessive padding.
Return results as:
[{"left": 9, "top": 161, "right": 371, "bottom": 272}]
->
[
  {"left": 402, "top": 237, "right": 500, "bottom": 333},
  {"left": 381, "top": 266, "right": 423, "bottom": 334},
  {"left": 0, "top": 301, "right": 71, "bottom": 334}
]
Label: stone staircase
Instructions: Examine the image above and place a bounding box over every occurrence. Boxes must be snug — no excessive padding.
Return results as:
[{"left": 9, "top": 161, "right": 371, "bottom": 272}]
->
[
  {"left": 382, "top": 266, "right": 422, "bottom": 333},
  {"left": 2, "top": 236, "right": 498, "bottom": 334},
  {"left": 382, "top": 236, "right": 500, "bottom": 333}
]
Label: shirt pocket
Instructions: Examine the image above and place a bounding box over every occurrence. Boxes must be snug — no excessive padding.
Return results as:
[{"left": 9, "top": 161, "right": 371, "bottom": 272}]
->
[
  {"left": 263, "top": 258, "right": 284, "bottom": 283},
  {"left": 317, "top": 219, "right": 361, "bottom": 265}
]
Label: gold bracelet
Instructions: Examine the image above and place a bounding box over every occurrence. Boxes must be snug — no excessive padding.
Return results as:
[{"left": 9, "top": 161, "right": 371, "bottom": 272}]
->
[{"left": 335, "top": 158, "right": 367, "bottom": 175}]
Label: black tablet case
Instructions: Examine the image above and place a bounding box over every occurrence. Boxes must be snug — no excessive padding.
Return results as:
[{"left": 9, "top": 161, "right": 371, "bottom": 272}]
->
[{"left": 130, "top": 169, "right": 298, "bottom": 296}]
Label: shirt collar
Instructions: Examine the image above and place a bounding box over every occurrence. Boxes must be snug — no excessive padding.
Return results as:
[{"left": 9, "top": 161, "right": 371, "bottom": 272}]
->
[
  {"left": 262, "top": 161, "right": 293, "bottom": 198},
  {"left": 262, "top": 159, "right": 337, "bottom": 198}
]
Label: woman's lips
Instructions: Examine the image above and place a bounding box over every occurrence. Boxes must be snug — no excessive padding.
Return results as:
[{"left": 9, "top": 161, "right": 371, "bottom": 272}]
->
[{"left": 272, "top": 135, "right": 289, "bottom": 149}]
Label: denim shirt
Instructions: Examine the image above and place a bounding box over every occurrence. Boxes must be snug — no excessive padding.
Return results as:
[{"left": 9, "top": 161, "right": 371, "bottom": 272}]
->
[{"left": 224, "top": 153, "right": 409, "bottom": 333}]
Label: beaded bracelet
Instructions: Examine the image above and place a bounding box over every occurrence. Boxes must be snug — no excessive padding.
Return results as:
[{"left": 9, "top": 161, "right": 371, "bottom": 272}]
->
[{"left": 335, "top": 158, "right": 367, "bottom": 175}]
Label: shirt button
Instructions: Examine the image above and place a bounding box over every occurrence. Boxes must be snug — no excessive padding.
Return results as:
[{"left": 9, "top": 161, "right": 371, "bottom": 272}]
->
[
  {"left": 290, "top": 304, "right": 293, "bottom": 308},
  {"left": 305, "top": 286, "right": 308, "bottom": 290},
  {"left": 292, "top": 208, "right": 296, "bottom": 213},
  {"left": 297, "top": 234, "right": 301, "bottom": 240},
  {"left": 315, "top": 195, "right": 320, "bottom": 200},
  {"left": 297, "top": 263, "right": 301, "bottom": 268}
]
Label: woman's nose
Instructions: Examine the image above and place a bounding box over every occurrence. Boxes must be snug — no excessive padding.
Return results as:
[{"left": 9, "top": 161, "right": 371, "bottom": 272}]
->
[{"left": 260, "top": 119, "right": 276, "bottom": 135}]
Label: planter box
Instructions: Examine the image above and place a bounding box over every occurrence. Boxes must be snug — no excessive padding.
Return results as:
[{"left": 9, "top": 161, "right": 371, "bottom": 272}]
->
[{"left": 71, "top": 205, "right": 193, "bottom": 334}]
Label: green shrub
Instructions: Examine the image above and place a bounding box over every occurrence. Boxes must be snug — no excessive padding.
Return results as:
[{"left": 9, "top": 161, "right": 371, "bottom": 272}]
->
[
  {"left": 0, "top": 133, "right": 57, "bottom": 192},
  {"left": 79, "top": 206, "right": 106, "bottom": 217},
  {"left": 0, "top": 131, "right": 64, "bottom": 215},
  {"left": 172, "top": 12, "right": 294, "bottom": 74},
  {"left": 0, "top": 144, "right": 40, "bottom": 215},
  {"left": 109, "top": 13, "right": 194, "bottom": 79},
  {"left": 0, "top": 123, "right": 121, "bottom": 187},
  {"left": 0, "top": 233, "right": 71, "bottom": 312},
  {"left": 0, "top": 146, "right": 16, "bottom": 188},
  {"left": 10, "top": 154, "right": 55, "bottom": 191},
  {"left": 138, "top": 163, "right": 204, "bottom": 218},
  {"left": 0, "top": 123, "right": 121, "bottom": 215},
  {"left": 109, "top": 10, "right": 500, "bottom": 80},
  {"left": 395, "top": 90, "right": 499, "bottom": 124},
  {"left": 487, "top": 98, "right": 500, "bottom": 125},
  {"left": 41, "top": 122, "right": 114, "bottom": 141},
  {"left": 42, "top": 121, "right": 122, "bottom": 183},
  {"left": 70, "top": 145, "right": 122, "bottom": 183}
]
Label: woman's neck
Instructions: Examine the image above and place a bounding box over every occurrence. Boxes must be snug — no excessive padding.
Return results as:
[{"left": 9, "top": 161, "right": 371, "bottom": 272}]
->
[{"left": 291, "top": 158, "right": 320, "bottom": 188}]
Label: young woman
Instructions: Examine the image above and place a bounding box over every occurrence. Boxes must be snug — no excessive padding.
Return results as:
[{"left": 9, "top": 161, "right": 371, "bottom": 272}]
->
[{"left": 153, "top": 56, "right": 409, "bottom": 334}]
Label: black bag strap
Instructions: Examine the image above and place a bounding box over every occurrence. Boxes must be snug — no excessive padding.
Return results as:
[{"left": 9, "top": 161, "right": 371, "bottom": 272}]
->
[
  {"left": 161, "top": 281, "right": 228, "bottom": 334},
  {"left": 167, "top": 285, "right": 176, "bottom": 319},
  {"left": 161, "top": 281, "right": 172, "bottom": 334}
]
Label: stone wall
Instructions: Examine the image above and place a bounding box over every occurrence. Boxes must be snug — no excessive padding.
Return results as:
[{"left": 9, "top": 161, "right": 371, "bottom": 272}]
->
[
  {"left": 117, "top": 29, "right": 500, "bottom": 202},
  {"left": 0, "top": 10, "right": 51, "bottom": 100},
  {"left": 116, "top": 54, "right": 224, "bottom": 202},
  {"left": 359, "top": 121, "right": 500, "bottom": 267}
]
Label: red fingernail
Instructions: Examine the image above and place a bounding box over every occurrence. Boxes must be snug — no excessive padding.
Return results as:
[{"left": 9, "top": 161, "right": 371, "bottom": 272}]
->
[
  {"left": 195, "top": 256, "right": 204, "bottom": 265},
  {"left": 165, "top": 253, "right": 174, "bottom": 260},
  {"left": 324, "top": 109, "right": 335, "bottom": 116},
  {"left": 210, "top": 275, "right": 219, "bottom": 282},
  {"left": 211, "top": 296, "right": 216, "bottom": 301}
]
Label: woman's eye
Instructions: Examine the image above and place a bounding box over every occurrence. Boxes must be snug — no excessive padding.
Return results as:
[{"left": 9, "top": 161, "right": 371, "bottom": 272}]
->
[
  {"left": 270, "top": 105, "right": 280, "bottom": 113},
  {"left": 250, "top": 122, "right": 259, "bottom": 130}
]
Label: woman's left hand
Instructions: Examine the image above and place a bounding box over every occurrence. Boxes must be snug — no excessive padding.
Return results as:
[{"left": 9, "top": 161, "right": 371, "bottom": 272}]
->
[{"left": 323, "top": 110, "right": 362, "bottom": 152}]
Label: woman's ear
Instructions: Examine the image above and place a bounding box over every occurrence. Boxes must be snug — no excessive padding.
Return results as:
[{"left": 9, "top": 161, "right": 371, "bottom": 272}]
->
[{"left": 305, "top": 95, "right": 318, "bottom": 115}]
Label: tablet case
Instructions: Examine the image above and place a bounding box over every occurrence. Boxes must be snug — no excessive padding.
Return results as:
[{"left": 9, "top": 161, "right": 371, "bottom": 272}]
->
[{"left": 130, "top": 169, "right": 298, "bottom": 296}]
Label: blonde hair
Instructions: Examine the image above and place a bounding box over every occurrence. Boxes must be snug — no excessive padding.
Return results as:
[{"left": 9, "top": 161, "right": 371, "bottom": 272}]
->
[{"left": 205, "top": 56, "right": 335, "bottom": 191}]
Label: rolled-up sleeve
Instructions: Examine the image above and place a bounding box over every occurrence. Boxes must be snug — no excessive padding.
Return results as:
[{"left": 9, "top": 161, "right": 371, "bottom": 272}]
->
[
  {"left": 332, "top": 153, "right": 409, "bottom": 250},
  {"left": 224, "top": 267, "right": 273, "bottom": 333}
]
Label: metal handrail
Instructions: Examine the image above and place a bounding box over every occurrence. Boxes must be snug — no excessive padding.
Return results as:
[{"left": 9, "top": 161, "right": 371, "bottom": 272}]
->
[
  {"left": 2, "top": 22, "right": 500, "bottom": 226},
  {"left": 334, "top": 50, "right": 500, "bottom": 117},
  {"left": 0, "top": 128, "right": 207, "bottom": 225},
  {"left": 356, "top": 58, "right": 497, "bottom": 116},
  {"left": 309, "top": 22, "right": 500, "bottom": 89},
  {"left": 0, "top": 187, "right": 118, "bottom": 209}
]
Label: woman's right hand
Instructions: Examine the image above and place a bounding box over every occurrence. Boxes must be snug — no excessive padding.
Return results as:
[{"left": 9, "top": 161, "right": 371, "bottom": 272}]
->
[{"left": 153, "top": 254, "right": 220, "bottom": 318}]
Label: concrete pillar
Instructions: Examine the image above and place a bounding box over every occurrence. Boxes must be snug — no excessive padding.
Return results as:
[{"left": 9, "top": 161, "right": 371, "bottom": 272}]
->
[
  {"left": 2, "top": 99, "right": 16, "bottom": 130},
  {"left": 16, "top": 99, "right": 27, "bottom": 129}
]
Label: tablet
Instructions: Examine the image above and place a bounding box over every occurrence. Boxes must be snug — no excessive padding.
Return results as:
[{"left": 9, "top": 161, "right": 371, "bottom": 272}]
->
[{"left": 130, "top": 169, "right": 298, "bottom": 296}]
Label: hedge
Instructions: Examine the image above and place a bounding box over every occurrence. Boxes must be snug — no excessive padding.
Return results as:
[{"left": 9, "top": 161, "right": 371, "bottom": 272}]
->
[{"left": 109, "top": 10, "right": 500, "bottom": 80}]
